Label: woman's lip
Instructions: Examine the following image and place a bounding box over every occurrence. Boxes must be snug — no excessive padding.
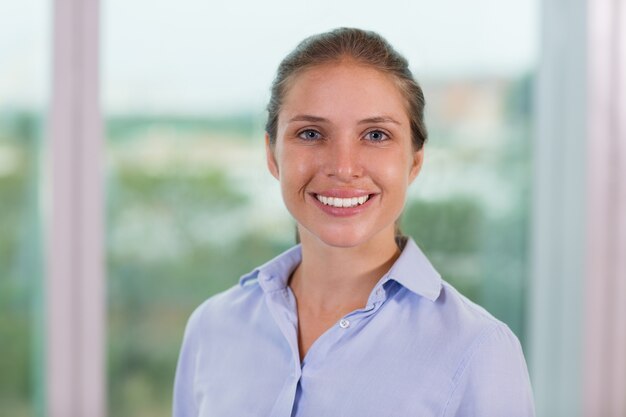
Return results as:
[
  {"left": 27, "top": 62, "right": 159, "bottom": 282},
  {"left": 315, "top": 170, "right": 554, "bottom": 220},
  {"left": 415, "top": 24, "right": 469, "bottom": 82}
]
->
[
  {"left": 309, "top": 192, "right": 378, "bottom": 217},
  {"left": 310, "top": 189, "right": 377, "bottom": 198}
]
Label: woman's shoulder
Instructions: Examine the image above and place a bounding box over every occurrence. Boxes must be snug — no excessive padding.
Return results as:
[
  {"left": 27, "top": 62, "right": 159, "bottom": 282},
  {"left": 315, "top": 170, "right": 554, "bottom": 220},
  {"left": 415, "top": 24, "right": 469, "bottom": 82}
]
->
[
  {"left": 393, "top": 238, "right": 524, "bottom": 371},
  {"left": 433, "top": 282, "right": 535, "bottom": 416},
  {"left": 184, "top": 278, "right": 264, "bottom": 330},
  {"left": 394, "top": 238, "right": 516, "bottom": 342},
  {"left": 438, "top": 279, "right": 508, "bottom": 332},
  {"left": 420, "top": 276, "right": 522, "bottom": 359},
  {"left": 416, "top": 278, "right": 528, "bottom": 386},
  {"left": 183, "top": 244, "right": 301, "bottom": 335}
]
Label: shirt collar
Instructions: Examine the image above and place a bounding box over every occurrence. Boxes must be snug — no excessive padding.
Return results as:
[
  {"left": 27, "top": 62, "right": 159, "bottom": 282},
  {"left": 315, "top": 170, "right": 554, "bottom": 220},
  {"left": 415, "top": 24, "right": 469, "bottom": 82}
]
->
[
  {"left": 239, "top": 238, "right": 442, "bottom": 301},
  {"left": 382, "top": 237, "right": 443, "bottom": 302},
  {"left": 239, "top": 244, "right": 302, "bottom": 292}
]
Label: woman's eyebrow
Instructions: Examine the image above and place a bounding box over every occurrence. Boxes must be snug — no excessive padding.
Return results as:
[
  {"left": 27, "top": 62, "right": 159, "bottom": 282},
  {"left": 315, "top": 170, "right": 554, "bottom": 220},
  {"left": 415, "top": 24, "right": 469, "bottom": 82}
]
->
[
  {"left": 358, "top": 116, "right": 401, "bottom": 125},
  {"left": 288, "top": 115, "right": 401, "bottom": 125},
  {"left": 288, "top": 115, "right": 329, "bottom": 123}
]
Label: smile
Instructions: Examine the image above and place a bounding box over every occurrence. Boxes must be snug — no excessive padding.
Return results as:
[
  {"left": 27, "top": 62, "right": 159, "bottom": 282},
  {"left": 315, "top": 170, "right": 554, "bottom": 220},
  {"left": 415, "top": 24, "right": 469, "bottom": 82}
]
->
[{"left": 315, "top": 194, "right": 371, "bottom": 208}]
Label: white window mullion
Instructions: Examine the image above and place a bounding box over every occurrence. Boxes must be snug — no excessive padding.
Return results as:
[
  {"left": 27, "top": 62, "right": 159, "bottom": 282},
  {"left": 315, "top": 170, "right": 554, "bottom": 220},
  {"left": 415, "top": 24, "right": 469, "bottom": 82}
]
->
[
  {"left": 530, "top": 1, "right": 586, "bottom": 415},
  {"left": 46, "top": 1, "right": 105, "bottom": 416},
  {"left": 532, "top": 0, "right": 626, "bottom": 416},
  {"left": 584, "top": 0, "right": 626, "bottom": 415}
]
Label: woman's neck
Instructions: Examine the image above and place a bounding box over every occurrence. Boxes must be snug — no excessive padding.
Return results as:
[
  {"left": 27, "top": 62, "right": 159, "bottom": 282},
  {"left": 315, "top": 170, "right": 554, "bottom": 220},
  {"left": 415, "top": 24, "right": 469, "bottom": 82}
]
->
[{"left": 289, "top": 229, "right": 401, "bottom": 316}]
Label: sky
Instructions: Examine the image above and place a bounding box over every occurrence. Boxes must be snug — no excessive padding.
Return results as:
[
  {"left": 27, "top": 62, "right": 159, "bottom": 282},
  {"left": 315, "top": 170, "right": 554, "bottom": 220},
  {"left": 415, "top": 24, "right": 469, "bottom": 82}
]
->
[
  {"left": 0, "top": 1, "right": 50, "bottom": 110},
  {"left": 0, "top": 0, "right": 538, "bottom": 113}
]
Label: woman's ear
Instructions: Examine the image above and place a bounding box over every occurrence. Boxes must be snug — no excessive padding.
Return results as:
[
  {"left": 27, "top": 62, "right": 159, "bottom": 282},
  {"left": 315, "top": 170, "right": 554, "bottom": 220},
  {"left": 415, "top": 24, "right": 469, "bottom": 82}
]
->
[
  {"left": 408, "top": 148, "right": 424, "bottom": 184},
  {"left": 265, "top": 133, "right": 280, "bottom": 179}
]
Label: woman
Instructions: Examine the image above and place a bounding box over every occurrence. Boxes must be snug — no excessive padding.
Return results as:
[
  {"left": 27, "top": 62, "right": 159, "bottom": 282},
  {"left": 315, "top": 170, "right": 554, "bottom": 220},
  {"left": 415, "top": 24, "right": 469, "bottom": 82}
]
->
[{"left": 174, "top": 28, "right": 535, "bottom": 417}]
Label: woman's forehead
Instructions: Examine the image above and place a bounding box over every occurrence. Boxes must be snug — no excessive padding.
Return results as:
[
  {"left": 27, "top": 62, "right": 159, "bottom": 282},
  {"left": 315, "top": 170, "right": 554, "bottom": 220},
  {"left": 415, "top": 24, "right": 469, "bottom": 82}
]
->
[{"left": 280, "top": 61, "right": 410, "bottom": 126}]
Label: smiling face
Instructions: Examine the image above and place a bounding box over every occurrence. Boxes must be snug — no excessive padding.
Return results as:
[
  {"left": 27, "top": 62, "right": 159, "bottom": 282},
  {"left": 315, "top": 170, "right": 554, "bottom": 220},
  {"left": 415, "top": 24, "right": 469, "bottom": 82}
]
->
[{"left": 266, "top": 60, "right": 424, "bottom": 249}]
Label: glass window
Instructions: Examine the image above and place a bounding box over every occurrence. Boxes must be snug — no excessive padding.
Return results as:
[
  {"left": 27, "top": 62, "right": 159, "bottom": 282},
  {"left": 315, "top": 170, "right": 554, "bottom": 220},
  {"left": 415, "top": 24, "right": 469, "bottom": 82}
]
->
[
  {"left": 0, "top": 2, "right": 48, "bottom": 416},
  {"left": 103, "top": 1, "right": 537, "bottom": 415}
]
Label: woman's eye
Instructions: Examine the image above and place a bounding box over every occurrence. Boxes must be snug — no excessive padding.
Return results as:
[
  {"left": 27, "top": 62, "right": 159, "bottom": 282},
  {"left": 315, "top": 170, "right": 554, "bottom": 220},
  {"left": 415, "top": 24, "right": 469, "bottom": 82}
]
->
[
  {"left": 365, "top": 130, "right": 388, "bottom": 142},
  {"left": 298, "top": 130, "right": 322, "bottom": 141}
]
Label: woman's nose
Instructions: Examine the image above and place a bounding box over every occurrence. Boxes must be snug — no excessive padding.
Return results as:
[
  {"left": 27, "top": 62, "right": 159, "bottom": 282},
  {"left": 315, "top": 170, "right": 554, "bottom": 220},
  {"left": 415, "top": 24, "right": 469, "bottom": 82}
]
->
[{"left": 324, "top": 138, "right": 362, "bottom": 180}]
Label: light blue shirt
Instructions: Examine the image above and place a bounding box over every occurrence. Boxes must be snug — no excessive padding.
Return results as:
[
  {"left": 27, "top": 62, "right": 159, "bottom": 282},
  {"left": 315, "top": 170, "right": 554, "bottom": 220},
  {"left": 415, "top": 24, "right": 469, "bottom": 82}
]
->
[{"left": 173, "top": 238, "right": 535, "bottom": 416}]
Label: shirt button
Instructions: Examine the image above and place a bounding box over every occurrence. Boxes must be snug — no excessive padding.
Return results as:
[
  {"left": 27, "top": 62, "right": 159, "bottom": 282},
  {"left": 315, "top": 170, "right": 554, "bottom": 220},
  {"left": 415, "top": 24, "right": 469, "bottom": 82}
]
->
[
  {"left": 339, "top": 319, "right": 350, "bottom": 329},
  {"left": 376, "top": 288, "right": 383, "bottom": 296}
]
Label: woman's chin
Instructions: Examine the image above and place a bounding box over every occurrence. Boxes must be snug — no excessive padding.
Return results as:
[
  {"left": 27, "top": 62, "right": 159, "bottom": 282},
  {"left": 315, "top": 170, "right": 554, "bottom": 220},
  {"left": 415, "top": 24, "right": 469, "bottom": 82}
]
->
[
  {"left": 317, "top": 235, "right": 365, "bottom": 249},
  {"left": 299, "top": 224, "right": 394, "bottom": 250},
  {"left": 296, "top": 225, "right": 361, "bottom": 248}
]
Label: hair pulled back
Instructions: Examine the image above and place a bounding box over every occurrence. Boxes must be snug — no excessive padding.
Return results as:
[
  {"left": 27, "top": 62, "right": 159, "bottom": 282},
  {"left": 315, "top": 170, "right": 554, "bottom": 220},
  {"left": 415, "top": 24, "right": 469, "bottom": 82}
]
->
[{"left": 265, "top": 27, "right": 427, "bottom": 150}]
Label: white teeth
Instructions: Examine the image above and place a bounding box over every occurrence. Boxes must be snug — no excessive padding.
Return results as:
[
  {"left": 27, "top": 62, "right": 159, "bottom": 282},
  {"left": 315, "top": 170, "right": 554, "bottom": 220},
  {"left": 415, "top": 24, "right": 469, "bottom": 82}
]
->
[{"left": 316, "top": 194, "right": 370, "bottom": 208}]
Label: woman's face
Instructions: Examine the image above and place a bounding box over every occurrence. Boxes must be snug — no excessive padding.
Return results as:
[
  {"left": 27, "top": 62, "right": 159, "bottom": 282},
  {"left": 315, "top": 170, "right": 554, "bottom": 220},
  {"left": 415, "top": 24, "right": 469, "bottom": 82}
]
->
[{"left": 266, "top": 60, "right": 423, "bottom": 249}]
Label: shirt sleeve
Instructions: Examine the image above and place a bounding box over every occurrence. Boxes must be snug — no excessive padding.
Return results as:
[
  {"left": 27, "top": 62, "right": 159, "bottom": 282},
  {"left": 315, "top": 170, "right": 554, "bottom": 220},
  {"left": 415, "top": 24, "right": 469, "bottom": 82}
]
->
[
  {"left": 442, "top": 323, "right": 536, "bottom": 417},
  {"left": 173, "top": 304, "right": 204, "bottom": 417}
]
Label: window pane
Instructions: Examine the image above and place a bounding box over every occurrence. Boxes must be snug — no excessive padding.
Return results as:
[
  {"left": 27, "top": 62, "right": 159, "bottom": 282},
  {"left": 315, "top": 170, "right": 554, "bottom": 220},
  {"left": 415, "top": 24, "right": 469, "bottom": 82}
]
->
[
  {"left": 104, "top": 1, "right": 537, "bottom": 415},
  {"left": 0, "top": 2, "right": 48, "bottom": 416},
  {"left": 402, "top": 74, "right": 533, "bottom": 337}
]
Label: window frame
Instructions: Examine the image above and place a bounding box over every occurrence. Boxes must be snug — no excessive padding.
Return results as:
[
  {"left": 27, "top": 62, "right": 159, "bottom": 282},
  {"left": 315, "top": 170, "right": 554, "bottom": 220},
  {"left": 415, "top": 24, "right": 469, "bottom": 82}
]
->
[
  {"left": 44, "top": 0, "right": 626, "bottom": 416},
  {"left": 529, "top": 0, "right": 626, "bottom": 416},
  {"left": 46, "top": 0, "right": 105, "bottom": 416}
]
